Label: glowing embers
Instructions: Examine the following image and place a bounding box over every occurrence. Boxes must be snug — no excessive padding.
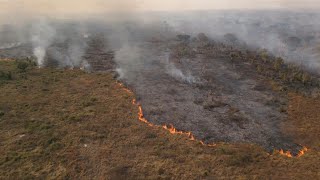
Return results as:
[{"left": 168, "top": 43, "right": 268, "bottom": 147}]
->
[{"left": 278, "top": 147, "right": 308, "bottom": 158}]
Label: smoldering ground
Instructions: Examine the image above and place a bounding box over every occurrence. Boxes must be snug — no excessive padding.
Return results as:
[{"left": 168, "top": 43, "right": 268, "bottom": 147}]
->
[
  {"left": 1, "top": 10, "right": 320, "bottom": 69},
  {"left": 1, "top": 6, "right": 320, "bottom": 154}
]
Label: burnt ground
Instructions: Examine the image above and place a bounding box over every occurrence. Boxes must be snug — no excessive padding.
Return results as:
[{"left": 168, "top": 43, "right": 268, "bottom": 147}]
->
[
  {"left": 0, "top": 43, "right": 32, "bottom": 60},
  {"left": 116, "top": 39, "right": 307, "bottom": 155},
  {"left": 1, "top": 34, "right": 319, "bottom": 155}
]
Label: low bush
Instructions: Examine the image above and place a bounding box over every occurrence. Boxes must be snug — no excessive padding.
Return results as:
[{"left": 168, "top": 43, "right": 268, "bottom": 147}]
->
[
  {"left": 15, "top": 58, "right": 37, "bottom": 72},
  {"left": 0, "top": 70, "right": 12, "bottom": 80}
]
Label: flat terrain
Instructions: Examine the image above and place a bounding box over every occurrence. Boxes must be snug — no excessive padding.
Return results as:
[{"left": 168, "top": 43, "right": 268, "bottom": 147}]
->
[
  {"left": 0, "top": 59, "right": 319, "bottom": 179},
  {"left": 120, "top": 40, "right": 306, "bottom": 154}
]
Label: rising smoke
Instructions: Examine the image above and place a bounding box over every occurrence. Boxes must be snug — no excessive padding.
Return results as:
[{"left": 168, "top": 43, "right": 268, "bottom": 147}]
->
[
  {"left": 164, "top": 52, "right": 198, "bottom": 84},
  {"left": 161, "top": 11, "right": 320, "bottom": 70},
  {"left": 30, "top": 19, "right": 56, "bottom": 66},
  {"left": 0, "top": 1, "right": 319, "bottom": 72}
]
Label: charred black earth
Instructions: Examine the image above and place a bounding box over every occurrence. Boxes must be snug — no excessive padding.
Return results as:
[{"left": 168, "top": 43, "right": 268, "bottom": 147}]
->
[
  {"left": 115, "top": 37, "right": 308, "bottom": 154},
  {"left": 113, "top": 35, "right": 319, "bottom": 155}
]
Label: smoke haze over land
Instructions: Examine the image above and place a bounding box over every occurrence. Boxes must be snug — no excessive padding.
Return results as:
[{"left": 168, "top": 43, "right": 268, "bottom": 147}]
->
[
  {"left": 0, "top": 1, "right": 319, "bottom": 26},
  {"left": 1, "top": 10, "right": 319, "bottom": 70},
  {"left": 1, "top": 1, "right": 319, "bottom": 16}
]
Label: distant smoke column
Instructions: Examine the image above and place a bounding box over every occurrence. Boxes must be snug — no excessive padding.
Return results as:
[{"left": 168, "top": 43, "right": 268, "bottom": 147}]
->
[
  {"left": 33, "top": 47, "right": 46, "bottom": 66},
  {"left": 30, "top": 19, "right": 56, "bottom": 67},
  {"left": 68, "top": 41, "right": 86, "bottom": 67}
]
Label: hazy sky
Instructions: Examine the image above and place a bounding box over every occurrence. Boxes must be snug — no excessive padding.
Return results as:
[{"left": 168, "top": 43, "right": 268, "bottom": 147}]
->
[
  {"left": 0, "top": 0, "right": 319, "bottom": 22},
  {"left": 141, "top": 0, "right": 320, "bottom": 11},
  {"left": 1, "top": 0, "right": 319, "bottom": 13}
]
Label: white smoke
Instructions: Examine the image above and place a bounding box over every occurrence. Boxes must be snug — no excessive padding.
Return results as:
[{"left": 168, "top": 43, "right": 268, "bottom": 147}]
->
[
  {"left": 33, "top": 47, "right": 46, "bottom": 66},
  {"left": 30, "top": 19, "right": 56, "bottom": 67},
  {"left": 28, "top": 18, "right": 90, "bottom": 68},
  {"left": 164, "top": 11, "right": 320, "bottom": 70},
  {"left": 67, "top": 43, "right": 86, "bottom": 67},
  {"left": 114, "top": 44, "right": 142, "bottom": 79},
  {"left": 164, "top": 52, "right": 197, "bottom": 84},
  {"left": 0, "top": 42, "right": 22, "bottom": 50},
  {"left": 115, "top": 68, "right": 125, "bottom": 79},
  {"left": 1, "top": 6, "right": 320, "bottom": 74}
]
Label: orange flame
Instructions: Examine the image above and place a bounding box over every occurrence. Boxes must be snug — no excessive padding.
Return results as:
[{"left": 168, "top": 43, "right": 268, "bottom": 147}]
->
[
  {"left": 279, "top": 149, "right": 293, "bottom": 158},
  {"left": 135, "top": 100, "right": 153, "bottom": 127},
  {"left": 132, "top": 98, "right": 216, "bottom": 147},
  {"left": 162, "top": 124, "right": 195, "bottom": 140},
  {"left": 297, "top": 147, "right": 308, "bottom": 157},
  {"left": 118, "top": 82, "right": 309, "bottom": 157},
  {"left": 278, "top": 146, "right": 308, "bottom": 158},
  {"left": 118, "top": 82, "right": 133, "bottom": 94}
]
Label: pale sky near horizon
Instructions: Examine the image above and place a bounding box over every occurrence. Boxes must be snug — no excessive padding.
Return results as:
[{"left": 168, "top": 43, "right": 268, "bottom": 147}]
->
[
  {"left": 0, "top": 0, "right": 319, "bottom": 22},
  {"left": 0, "top": 0, "right": 319, "bottom": 13}
]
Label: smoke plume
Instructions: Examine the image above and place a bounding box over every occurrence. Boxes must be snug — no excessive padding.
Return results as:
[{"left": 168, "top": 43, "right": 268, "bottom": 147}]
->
[
  {"left": 0, "top": 1, "right": 319, "bottom": 71},
  {"left": 30, "top": 19, "right": 56, "bottom": 66}
]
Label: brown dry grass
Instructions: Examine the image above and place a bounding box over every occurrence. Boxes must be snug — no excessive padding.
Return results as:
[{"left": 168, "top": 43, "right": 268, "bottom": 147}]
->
[
  {"left": 0, "top": 60, "right": 319, "bottom": 179},
  {"left": 283, "top": 93, "right": 320, "bottom": 151}
]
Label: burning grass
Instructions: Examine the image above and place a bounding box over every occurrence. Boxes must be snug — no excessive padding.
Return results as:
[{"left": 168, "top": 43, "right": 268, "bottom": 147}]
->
[{"left": 0, "top": 59, "right": 319, "bottom": 179}]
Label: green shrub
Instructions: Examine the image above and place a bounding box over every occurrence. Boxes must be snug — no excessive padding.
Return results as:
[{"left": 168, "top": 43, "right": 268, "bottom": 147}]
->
[
  {"left": 0, "top": 110, "right": 4, "bottom": 117},
  {"left": 16, "top": 61, "right": 29, "bottom": 72},
  {"left": 15, "top": 58, "right": 37, "bottom": 72},
  {"left": 0, "top": 70, "right": 12, "bottom": 80}
]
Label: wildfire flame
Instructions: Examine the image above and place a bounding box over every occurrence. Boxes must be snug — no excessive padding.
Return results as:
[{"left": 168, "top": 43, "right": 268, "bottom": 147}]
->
[
  {"left": 279, "top": 149, "right": 293, "bottom": 158},
  {"left": 118, "top": 82, "right": 133, "bottom": 94},
  {"left": 118, "top": 82, "right": 308, "bottom": 157},
  {"left": 132, "top": 96, "right": 216, "bottom": 147},
  {"left": 279, "top": 147, "right": 308, "bottom": 158},
  {"left": 134, "top": 99, "right": 154, "bottom": 127},
  {"left": 162, "top": 124, "right": 195, "bottom": 140},
  {"left": 297, "top": 147, "right": 308, "bottom": 157}
]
